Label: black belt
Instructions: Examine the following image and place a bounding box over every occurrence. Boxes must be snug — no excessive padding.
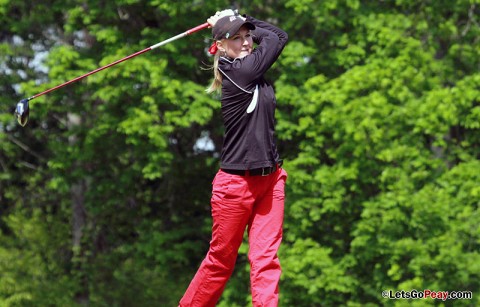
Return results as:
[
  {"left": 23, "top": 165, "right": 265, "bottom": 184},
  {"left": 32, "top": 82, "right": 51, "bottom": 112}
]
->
[{"left": 222, "top": 161, "right": 283, "bottom": 177}]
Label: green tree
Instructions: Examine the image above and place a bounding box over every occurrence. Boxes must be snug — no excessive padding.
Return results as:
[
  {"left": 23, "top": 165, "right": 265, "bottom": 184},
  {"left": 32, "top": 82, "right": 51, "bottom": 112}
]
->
[{"left": 276, "top": 0, "right": 480, "bottom": 306}]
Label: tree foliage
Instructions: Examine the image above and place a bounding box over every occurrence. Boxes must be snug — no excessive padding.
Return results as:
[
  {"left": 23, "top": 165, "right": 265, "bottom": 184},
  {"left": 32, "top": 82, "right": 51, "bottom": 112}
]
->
[{"left": 1, "top": 0, "right": 479, "bottom": 306}]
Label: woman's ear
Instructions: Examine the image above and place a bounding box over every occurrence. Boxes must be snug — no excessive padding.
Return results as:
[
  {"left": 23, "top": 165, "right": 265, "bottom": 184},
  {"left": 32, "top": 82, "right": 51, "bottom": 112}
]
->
[{"left": 216, "top": 41, "right": 225, "bottom": 53}]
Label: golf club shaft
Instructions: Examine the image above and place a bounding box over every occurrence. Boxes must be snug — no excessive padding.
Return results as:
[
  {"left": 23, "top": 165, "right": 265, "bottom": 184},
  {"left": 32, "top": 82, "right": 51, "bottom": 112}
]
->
[{"left": 27, "top": 22, "right": 209, "bottom": 101}]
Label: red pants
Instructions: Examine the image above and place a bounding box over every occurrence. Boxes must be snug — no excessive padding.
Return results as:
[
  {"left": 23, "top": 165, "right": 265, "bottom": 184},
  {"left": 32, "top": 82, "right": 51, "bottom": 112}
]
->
[{"left": 179, "top": 168, "right": 287, "bottom": 307}]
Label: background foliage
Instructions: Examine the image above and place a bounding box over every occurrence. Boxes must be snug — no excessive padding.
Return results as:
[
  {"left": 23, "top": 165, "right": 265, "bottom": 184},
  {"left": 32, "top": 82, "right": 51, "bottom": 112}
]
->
[{"left": 1, "top": 0, "right": 479, "bottom": 306}]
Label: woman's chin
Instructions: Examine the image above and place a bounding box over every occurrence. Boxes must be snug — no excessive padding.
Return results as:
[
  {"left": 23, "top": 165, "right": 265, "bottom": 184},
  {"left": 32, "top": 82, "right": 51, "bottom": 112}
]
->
[{"left": 238, "top": 51, "right": 251, "bottom": 58}]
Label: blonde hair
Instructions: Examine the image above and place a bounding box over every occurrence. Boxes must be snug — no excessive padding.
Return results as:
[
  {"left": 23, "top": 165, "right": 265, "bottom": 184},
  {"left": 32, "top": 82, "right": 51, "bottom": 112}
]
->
[{"left": 206, "top": 51, "right": 222, "bottom": 94}]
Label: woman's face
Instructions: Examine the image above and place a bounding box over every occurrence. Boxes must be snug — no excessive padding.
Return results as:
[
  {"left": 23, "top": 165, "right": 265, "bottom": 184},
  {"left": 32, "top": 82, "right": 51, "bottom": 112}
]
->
[{"left": 219, "top": 26, "right": 253, "bottom": 59}]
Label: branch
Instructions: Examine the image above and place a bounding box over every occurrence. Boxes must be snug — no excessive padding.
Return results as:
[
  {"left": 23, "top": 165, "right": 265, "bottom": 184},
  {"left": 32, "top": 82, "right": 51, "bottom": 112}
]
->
[
  {"left": 461, "top": 4, "right": 479, "bottom": 37},
  {"left": 6, "top": 134, "right": 45, "bottom": 161}
]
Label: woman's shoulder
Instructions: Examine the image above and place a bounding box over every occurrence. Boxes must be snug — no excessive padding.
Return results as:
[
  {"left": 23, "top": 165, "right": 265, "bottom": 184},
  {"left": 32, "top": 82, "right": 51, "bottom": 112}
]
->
[{"left": 219, "top": 55, "right": 254, "bottom": 71}]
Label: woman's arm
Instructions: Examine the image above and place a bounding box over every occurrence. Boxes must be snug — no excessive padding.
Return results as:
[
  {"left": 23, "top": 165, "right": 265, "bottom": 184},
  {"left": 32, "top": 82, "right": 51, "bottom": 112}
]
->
[
  {"left": 248, "top": 15, "right": 288, "bottom": 57},
  {"left": 223, "top": 16, "right": 288, "bottom": 88}
]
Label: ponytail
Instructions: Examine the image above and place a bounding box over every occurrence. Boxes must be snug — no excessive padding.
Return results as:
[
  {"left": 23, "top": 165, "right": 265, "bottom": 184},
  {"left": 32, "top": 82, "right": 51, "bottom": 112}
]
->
[{"left": 206, "top": 52, "right": 222, "bottom": 94}]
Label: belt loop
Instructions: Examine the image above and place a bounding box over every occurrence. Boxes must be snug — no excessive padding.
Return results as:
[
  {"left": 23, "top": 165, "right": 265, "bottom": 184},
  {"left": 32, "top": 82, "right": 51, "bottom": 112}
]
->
[{"left": 262, "top": 167, "right": 268, "bottom": 176}]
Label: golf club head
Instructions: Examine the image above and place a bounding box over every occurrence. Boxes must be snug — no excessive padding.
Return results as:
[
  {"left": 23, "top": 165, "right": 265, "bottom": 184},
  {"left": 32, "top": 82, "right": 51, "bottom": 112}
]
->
[{"left": 15, "top": 98, "right": 29, "bottom": 127}]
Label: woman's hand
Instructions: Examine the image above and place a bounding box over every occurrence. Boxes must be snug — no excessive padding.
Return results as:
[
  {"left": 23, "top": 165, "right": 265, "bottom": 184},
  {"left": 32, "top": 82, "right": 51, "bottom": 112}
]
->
[{"left": 207, "top": 9, "right": 236, "bottom": 28}]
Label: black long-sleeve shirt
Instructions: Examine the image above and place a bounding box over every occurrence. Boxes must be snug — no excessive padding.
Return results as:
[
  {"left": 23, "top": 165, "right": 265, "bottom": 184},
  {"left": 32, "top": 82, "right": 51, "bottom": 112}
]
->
[{"left": 218, "top": 16, "right": 288, "bottom": 170}]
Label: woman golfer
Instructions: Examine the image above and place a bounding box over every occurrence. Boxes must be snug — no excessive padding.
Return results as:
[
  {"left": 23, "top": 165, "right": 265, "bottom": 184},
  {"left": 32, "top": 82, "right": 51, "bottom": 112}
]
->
[{"left": 179, "top": 9, "right": 288, "bottom": 307}]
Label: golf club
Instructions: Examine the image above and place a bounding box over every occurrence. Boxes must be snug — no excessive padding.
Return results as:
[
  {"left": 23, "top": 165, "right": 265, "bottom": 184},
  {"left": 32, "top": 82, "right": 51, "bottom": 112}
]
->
[{"left": 14, "top": 22, "right": 210, "bottom": 127}]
